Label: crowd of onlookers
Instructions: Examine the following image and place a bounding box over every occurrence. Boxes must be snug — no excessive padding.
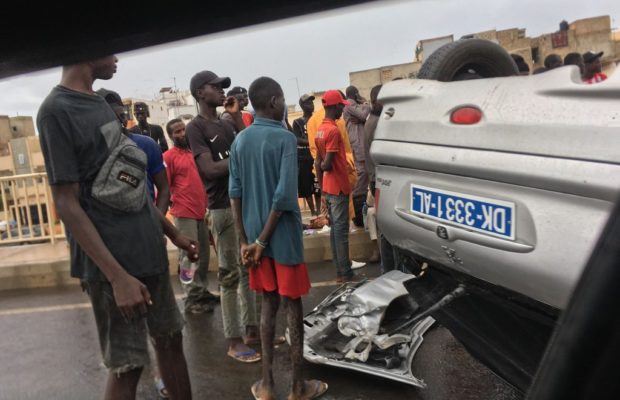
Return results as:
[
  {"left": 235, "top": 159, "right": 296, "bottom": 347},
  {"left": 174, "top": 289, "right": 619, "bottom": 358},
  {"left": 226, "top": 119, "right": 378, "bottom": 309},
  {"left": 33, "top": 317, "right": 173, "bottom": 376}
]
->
[{"left": 511, "top": 49, "right": 609, "bottom": 83}]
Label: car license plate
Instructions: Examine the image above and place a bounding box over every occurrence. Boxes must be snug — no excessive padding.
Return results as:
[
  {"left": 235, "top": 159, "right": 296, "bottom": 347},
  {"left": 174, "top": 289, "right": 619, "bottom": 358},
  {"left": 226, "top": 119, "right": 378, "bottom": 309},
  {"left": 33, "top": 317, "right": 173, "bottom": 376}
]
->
[{"left": 410, "top": 185, "right": 515, "bottom": 240}]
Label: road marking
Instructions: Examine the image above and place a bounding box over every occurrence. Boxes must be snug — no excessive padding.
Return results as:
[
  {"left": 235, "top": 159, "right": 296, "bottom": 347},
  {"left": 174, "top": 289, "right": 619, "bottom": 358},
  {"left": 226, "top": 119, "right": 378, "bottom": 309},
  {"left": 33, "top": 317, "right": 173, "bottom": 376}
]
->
[{"left": 0, "top": 281, "right": 342, "bottom": 317}]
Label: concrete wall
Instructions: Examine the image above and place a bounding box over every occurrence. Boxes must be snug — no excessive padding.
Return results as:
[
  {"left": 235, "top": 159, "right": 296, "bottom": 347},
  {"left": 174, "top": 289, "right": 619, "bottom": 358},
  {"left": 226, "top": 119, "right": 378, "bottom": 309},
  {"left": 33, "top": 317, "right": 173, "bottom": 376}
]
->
[
  {"left": 0, "top": 116, "right": 11, "bottom": 156},
  {"left": 350, "top": 62, "right": 421, "bottom": 100},
  {"left": 9, "top": 117, "right": 35, "bottom": 138}
]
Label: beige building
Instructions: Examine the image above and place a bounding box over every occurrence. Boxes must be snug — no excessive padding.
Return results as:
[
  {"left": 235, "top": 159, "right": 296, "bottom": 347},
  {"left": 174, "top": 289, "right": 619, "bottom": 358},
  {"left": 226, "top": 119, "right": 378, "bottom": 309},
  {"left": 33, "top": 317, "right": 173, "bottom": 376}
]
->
[{"left": 350, "top": 15, "right": 620, "bottom": 99}]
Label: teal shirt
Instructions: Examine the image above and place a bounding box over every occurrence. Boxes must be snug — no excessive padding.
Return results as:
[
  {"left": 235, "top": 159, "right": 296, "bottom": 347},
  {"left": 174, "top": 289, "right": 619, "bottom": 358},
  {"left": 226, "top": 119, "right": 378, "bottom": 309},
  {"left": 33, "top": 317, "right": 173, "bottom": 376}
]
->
[{"left": 229, "top": 117, "right": 304, "bottom": 265}]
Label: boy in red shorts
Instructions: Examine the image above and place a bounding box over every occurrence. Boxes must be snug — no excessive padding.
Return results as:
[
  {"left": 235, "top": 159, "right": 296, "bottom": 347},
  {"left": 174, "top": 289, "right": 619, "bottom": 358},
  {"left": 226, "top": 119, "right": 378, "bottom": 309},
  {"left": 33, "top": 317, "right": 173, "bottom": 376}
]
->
[{"left": 230, "top": 76, "right": 328, "bottom": 400}]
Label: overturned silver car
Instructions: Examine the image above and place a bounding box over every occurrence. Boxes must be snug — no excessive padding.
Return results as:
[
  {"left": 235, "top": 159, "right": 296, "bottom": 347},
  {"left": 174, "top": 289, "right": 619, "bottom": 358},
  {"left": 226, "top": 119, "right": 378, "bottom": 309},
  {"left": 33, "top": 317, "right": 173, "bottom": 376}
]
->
[{"left": 302, "top": 270, "right": 438, "bottom": 387}]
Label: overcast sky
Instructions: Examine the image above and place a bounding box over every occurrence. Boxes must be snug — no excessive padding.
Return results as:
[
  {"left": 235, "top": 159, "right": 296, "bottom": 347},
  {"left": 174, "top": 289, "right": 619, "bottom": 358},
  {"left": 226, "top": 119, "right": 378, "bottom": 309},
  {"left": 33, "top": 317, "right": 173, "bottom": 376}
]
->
[{"left": 1, "top": 0, "right": 618, "bottom": 125}]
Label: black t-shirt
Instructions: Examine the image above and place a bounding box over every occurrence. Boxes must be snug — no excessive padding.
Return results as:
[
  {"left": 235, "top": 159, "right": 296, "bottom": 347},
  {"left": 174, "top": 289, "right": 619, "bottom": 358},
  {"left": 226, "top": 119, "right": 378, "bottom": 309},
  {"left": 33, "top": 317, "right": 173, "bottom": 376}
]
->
[
  {"left": 129, "top": 123, "right": 168, "bottom": 153},
  {"left": 185, "top": 115, "right": 236, "bottom": 209},
  {"left": 292, "top": 117, "right": 312, "bottom": 161},
  {"left": 37, "top": 85, "right": 168, "bottom": 282}
]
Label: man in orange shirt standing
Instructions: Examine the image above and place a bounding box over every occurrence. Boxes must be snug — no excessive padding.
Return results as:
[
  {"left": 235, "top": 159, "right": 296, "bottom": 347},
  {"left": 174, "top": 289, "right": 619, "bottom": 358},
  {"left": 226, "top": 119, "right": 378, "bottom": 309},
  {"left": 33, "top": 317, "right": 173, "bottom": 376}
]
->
[{"left": 315, "top": 90, "right": 361, "bottom": 283}]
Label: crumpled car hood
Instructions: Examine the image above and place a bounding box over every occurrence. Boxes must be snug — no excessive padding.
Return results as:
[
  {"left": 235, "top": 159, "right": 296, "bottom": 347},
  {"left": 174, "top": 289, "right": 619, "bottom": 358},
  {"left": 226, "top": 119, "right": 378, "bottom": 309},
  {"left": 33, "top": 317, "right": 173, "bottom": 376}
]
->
[{"left": 303, "top": 270, "right": 435, "bottom": 387}]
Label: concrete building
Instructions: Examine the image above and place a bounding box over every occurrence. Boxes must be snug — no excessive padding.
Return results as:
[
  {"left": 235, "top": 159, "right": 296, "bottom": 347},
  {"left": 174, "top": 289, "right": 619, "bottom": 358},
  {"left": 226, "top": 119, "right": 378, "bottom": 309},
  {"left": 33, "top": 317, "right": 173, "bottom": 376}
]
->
[{"left": 350, "top": 15, "right": 620, "bottom": 99}]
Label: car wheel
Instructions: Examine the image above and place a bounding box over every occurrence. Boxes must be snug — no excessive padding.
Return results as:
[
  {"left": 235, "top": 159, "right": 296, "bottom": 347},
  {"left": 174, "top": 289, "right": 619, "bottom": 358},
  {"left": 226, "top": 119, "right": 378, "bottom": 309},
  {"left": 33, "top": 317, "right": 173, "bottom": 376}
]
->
[{"left": 417, "top": 39, "right": 519, "bottom": 82}]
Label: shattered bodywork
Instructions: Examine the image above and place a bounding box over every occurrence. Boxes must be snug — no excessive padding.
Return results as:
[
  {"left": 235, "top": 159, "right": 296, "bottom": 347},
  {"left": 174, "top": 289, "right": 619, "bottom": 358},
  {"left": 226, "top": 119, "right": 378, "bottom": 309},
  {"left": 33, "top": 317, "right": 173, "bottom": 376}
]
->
[{"left": 303, "top": 270, "right": 435, "bottom": 387}]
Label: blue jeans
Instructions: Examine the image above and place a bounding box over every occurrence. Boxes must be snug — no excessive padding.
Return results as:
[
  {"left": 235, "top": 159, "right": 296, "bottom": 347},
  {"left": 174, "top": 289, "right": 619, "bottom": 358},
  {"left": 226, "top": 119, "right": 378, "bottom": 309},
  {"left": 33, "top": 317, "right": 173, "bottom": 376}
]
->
[{"left": 325, "top": 193, "right": 352, "bottom": 279}]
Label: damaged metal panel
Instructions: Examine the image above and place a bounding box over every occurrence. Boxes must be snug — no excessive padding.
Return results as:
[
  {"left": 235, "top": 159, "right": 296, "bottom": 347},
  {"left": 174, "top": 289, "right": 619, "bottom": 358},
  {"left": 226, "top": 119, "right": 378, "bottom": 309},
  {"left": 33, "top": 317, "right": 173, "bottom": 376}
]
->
[{"left": 303, "top": 270, "right": 435, "bottom": 387}]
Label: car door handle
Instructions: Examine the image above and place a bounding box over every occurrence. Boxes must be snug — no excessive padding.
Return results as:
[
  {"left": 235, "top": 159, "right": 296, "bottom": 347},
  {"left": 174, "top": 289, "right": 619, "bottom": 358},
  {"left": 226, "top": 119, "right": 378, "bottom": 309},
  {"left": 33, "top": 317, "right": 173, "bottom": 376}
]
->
[{"left": 394, "top": 208, "right": 534, "bottom": 253}]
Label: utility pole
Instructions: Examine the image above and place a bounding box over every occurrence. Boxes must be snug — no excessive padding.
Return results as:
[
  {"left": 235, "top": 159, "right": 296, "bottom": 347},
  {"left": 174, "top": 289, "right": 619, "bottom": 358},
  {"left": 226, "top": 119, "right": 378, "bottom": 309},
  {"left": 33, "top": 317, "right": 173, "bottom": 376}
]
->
[
  {"left": 290, "top": 77, "right": 301, "bottom": 99},
  {"left": 173, "top": 77, "right": 179, "bottom": 118}
]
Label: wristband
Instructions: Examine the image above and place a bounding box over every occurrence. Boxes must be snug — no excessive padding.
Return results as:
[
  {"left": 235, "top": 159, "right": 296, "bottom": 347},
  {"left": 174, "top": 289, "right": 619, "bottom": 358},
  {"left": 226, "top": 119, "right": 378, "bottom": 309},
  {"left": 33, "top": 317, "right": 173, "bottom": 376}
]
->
[{"left": 255, "top": 238, "right": 268, "bottom": 249}]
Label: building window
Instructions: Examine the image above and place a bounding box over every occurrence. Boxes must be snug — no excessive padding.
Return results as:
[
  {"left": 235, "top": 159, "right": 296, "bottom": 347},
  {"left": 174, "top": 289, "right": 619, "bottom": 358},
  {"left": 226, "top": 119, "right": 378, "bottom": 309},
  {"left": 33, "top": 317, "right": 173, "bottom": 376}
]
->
[
  {"left": 381, "top": 69, "right": 393, "bottom": 82},
  {"left": 531, "top": 47, "right": 540, "bottom": 64},
  {"left": 551, "top": 31, "right": 568, "bottom": 48}
]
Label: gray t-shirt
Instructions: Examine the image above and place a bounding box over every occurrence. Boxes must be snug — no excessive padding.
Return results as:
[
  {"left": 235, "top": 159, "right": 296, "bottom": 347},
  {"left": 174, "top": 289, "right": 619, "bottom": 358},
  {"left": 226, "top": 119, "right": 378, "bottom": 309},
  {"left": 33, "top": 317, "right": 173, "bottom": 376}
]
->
[{"left": 37, "top": 85, "right": 168, "bottom": 282}]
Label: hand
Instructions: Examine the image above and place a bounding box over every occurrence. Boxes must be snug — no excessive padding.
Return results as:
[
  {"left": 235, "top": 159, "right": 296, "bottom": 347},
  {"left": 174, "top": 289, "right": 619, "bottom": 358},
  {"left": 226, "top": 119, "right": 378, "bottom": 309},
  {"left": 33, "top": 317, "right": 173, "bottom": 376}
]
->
[
  {"left": 172, "top": 235, "right": 199, "bottom": 262},
  {"left": 240, "top": 242, "right": 252, "bottom": 267},
  {"left": 111, "top": 273, "right": 152, "bottom": 321},
  {"left": 243, "top": 243, "right": 263, "bottom": 267},
  {"left": 224, "top": 96, "right": 240, "bottom": 114}
]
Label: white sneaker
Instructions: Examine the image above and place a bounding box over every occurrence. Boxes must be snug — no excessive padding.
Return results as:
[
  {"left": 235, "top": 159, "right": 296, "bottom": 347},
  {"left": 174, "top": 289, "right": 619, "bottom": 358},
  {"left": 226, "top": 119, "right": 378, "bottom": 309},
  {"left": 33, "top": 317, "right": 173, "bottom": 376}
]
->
[{"left": 351, "top": 260, "right": 366, "bottom": 269}]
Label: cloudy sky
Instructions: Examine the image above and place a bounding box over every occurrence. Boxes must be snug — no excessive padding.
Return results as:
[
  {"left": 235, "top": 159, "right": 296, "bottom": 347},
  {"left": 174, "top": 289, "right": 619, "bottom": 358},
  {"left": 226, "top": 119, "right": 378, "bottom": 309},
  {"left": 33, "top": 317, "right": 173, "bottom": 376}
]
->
[{"left": 1, "top": 0, "right": 618, "bottom": 126}]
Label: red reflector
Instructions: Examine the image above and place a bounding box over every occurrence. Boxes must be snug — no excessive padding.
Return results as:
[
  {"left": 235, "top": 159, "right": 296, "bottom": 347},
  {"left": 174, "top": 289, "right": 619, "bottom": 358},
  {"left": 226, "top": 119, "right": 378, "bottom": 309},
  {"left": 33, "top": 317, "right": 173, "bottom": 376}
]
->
[{"left": 450, "top": 107, "right": 482, "bottom": 125}]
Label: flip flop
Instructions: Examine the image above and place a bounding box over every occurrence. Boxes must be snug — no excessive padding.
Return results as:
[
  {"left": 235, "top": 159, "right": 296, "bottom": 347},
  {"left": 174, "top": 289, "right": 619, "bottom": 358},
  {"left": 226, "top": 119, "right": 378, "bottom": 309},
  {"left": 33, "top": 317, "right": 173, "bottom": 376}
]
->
[
  {"left": 251, "top": 380, "right": 276, "bottom": 400},
  {"left": 287, "top": 380, "right": 328, "bottom": 400},
  {"left": 227, "top": 348, "right": 261, "bottom": 363}
]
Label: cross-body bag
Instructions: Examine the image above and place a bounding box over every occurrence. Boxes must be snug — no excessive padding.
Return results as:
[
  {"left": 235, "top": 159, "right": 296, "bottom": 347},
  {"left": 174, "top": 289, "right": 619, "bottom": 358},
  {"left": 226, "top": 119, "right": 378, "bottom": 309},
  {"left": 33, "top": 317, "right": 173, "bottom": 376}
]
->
[{"left": 91, "top": 120, "right": 148, "bottom": 213}]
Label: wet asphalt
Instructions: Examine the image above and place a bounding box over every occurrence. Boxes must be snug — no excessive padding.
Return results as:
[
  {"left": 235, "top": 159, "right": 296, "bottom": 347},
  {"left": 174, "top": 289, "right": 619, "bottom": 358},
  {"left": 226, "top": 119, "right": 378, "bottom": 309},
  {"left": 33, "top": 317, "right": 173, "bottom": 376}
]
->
[{"left": 0, "top": 261, "right": 522, "bottom": 400}]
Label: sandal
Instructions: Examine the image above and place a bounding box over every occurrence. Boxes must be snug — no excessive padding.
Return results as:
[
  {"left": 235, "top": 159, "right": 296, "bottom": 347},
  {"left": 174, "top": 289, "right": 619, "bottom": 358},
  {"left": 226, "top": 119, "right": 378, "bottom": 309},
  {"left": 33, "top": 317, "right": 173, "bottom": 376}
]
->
[
  {"left": 227, "top": 348, "right": 261, "bottom": 363},
  {"left": 288, "top": 380, "right": 328, "bottom": 400}
]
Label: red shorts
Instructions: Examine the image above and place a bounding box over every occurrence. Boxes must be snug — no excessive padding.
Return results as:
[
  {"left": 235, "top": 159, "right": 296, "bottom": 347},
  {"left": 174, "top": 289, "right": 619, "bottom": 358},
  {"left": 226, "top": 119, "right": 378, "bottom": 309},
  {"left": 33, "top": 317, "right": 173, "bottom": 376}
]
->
[{"left": 249, "top": 257, "right": 311, "bottom": 299}]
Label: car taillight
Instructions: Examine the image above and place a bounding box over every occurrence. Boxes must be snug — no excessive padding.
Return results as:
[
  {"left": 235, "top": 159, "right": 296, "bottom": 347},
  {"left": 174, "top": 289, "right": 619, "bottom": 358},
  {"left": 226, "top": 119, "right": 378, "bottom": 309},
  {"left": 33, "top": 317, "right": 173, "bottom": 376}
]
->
[{"left": 450, "top": 107, "right": 483, "bottom": 125}]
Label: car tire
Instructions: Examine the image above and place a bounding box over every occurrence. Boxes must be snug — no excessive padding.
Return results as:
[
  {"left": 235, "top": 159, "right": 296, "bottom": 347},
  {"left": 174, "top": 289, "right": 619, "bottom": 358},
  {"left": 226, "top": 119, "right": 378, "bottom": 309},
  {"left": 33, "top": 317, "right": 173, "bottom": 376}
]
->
[{"left": 417, "top": 39, "right": 519, "bottom": 81}]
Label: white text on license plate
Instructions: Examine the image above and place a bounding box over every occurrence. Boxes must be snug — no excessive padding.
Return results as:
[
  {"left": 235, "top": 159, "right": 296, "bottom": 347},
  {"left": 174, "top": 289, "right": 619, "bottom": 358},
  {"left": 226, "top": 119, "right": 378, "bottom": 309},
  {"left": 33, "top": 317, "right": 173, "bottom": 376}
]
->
[{"left": 410, "top": 185, "right": 515, "bottom": 240}]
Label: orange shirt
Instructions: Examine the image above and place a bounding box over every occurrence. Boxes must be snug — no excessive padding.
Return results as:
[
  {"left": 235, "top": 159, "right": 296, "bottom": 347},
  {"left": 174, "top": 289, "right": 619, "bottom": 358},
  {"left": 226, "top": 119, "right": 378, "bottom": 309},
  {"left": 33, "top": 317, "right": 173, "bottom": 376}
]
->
[
  {"left": 315, "top": 119, "right": 351, "bottom": 196},
  {"left": 307, "top": 107, "right": 357, "bottom": 188}
]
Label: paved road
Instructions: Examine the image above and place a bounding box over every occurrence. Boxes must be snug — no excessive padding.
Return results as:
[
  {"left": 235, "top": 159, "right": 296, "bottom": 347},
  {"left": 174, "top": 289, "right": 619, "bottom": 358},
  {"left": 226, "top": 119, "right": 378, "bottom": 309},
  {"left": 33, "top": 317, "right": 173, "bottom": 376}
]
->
[{"left": 0, "top": 262, "right": 521, "bottom": 399}]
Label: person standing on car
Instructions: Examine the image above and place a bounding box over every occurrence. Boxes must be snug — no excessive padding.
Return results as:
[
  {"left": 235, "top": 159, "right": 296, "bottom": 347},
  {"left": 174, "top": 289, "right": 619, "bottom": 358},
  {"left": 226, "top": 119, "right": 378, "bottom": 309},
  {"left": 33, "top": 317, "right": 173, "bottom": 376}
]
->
[
  {"left": 129, "top": 102, "right": 169, "bottom": 153},
  {"left": 343, "top": 86, "right": 371, "bottom": 228},
  {"left": 185, "top": 70, "right": 261, "bottom": 363},
  {"left": 292, "top": 94, "right": 319, "bottom": 216},
  {"left": 230, "top": 76, "right": 328, "bottom": 400},
  {"left": 37, "top": 55, "right": 196, "bottom": 400},
  {"left": 316, "top": 90, "right": 362, "bottom": 283},
  {"left": 164, "top": 118, "right": 220, "bottom": 315},
  {"left": 582, "top": 51, "right": 607, "bottom": 84}
]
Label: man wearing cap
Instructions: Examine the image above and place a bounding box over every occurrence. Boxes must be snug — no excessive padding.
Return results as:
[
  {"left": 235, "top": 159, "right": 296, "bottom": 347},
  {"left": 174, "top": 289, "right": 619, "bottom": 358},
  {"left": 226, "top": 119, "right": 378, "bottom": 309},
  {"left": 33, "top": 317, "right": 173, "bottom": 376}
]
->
[
  {"left": 343, "top": 86, "right": 371, "bottom": 228},
  {"left": 223, "top": 86, "right": 254, "bottom": 127},
  {"left": 129, "top": 102, "right": 169, "bottom": 153},
  {"left": 583, "top": 51, "right": 607, "bottom": 84},
  {"left": 315, "top": 90, "right": 361, "bottom": 283},
  {"left": 185, "top": 70, "right": 261, "bottom": 363},
  {"left": 292, "top": 94, "right": 318, "bottom": 216}
]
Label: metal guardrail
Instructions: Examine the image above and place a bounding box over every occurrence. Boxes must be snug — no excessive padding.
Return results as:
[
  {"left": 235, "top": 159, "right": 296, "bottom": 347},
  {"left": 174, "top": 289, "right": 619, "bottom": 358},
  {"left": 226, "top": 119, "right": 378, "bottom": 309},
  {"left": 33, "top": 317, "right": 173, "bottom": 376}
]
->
[{"left": 0, "top": 172, "right": 65, "bottom": 245}]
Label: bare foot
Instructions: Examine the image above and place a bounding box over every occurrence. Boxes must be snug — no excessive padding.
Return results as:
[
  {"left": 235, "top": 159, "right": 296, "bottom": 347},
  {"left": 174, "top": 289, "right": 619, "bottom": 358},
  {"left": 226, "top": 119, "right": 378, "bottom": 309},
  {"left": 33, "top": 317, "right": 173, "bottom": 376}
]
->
[
  {"left": 288, "top": 380, "right": 328, "bottom": 400},
  {"left": 251, "top": 380, "right": 275, "bottom": 400}
]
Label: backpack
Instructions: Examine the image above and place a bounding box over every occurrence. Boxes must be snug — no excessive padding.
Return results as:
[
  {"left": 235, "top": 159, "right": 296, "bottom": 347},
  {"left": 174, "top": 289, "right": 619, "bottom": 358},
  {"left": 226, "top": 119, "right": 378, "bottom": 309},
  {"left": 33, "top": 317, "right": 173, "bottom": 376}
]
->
[{"left": 91, "top": 120, "right": 148, "bottom": 213}]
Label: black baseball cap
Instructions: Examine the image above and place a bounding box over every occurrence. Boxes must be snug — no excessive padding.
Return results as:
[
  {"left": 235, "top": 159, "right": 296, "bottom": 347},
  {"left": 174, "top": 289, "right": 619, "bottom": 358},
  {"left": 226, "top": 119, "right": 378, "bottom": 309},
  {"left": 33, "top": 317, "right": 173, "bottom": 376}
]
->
[
  {"left": 133, "top": 102, "right": 149, "bottom": 113},
  {"left": 96, "top": 88, "right": 124, "bottom": 111},
  {"left": 583, "top": 51, "right": 604, "bottom": 63},
  {"left": 190, "top": 71, "right": 231, "bottom": 96},
  {"left": 96, "top": 88, "right": 122, "bottom": 106},
  {"left": 227, "top": 86, "right": 247, "bottom": 96},
  {"left": 299, "top": 94, "right": 315, "bottom": 105}
]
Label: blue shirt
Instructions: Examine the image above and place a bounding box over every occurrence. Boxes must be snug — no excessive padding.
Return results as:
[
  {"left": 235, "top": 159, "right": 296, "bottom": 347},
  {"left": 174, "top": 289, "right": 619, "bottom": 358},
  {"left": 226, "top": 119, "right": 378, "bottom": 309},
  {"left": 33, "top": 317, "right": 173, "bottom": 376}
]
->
[
  {"left": 129, "top": 133, "right": 165, "bottom": 200},
  {"left": 229, "top": 117, "right": 304, "bottom": 265}
]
